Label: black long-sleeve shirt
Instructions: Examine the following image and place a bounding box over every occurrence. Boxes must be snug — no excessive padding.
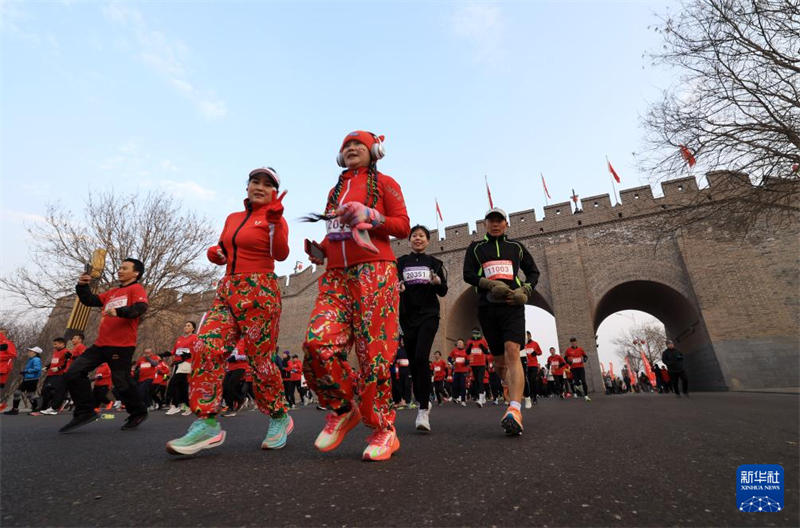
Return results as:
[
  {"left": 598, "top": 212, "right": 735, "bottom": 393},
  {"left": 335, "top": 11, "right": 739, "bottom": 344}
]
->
[
  {"left": 397, "top": 252, "right": 448, "bottom": 329},
  {"left": 463, "top": 233, "right": 539, "bottom": 307},
  {"left": 662, "top": 348, "right": 685, "bottom": 372}
]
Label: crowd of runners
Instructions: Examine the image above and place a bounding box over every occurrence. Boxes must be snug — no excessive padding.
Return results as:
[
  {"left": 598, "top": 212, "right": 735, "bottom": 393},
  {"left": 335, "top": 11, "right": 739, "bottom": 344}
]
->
[{"left": 0, "top": 130, "right": 691, "bottom": 462}]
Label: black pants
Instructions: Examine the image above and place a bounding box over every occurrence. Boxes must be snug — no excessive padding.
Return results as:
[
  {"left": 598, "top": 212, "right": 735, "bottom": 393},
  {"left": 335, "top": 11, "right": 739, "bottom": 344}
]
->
[
  {"left": 41, "top": 376, "right": 68, "bottom": 410},
  {"left": 471, "top": 366, "right": 485, "bottom": 397},
  {"left": 670, "top": 370, "right": 689, "bottom": 394},
  {"left": 283, "top": 379, "right": 296, "bottom": 406},
  {"left": 552, "top": 375, "right": 564, "bottom": 397},
  {"left": 64, "top": 345, "right": 146, "bottom": 418},
  {"left": 433, "top": 380, "right": 447, "bottom": 404},
  {"left": 170, "top": 373, "right": 190, "bottom": 406},
  {"left": 138, "top": 379, "right": 153, "bottom": 408},
  {"left": 223, "top": 369, "right": 245, "bottom": 410},
  {"left": 93, "top": 385, "right": 111, "bottom": 408},
  {"left": 489, "top": 371, "right": 503, "bottom": 400},
  {"left": 13, "top": 379, "right": 39, "bottom": 411},
  {"left": 571, "top": 367, "right": 588, "bottom": 396},
  {"left": 402, "top": 317, "right": 439, "bottom": 411},
  {"left": 150, "top": 384, "right": 167, "bottom": 408},
  {"left": 527, "top": 368, "right": 540, "bottom": 402},
  {"left": 453, "top": 372, "right": 467, "bottom": 402},
  {"left": 393, "top": 373, "right": 412, "bottom": 404}
]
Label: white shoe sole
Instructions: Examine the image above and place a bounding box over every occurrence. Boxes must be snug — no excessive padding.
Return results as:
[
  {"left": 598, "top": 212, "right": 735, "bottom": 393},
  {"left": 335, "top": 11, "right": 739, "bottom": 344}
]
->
[{"left": 166, "top": 430, "right": 226, "bottom": 456}]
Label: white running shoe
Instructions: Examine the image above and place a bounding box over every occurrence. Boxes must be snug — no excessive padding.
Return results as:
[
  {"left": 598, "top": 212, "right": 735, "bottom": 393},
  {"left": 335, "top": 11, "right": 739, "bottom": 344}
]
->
[
  {"left": 524, "top": 397, "right": 532, "bottom": 409},
  {"left": 585, "top": 395, "right": 592, "bottom": 402},
  {"left": 41, "top": 408, "right": 57, "bottom": 415},
  {"left": 165, "top": 406, "right": 181, "bottom": 415},
  {"left": 113, "top": 401, "right": 122, "bottom": 410},
  {"left": 460, "top": 400, "right": 467, "bottom": 407},
  {"left": 415, "top": 409, "right": 431, "bottom": 432},
  {"left": 181, "top": 406, "right": 193, "bottom": 416}
]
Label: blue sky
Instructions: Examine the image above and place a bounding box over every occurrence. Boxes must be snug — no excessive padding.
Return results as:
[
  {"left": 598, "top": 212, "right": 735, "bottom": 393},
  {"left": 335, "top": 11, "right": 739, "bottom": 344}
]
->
[{"left": 1, "top": 0, "right": 673, "bottom": 370}]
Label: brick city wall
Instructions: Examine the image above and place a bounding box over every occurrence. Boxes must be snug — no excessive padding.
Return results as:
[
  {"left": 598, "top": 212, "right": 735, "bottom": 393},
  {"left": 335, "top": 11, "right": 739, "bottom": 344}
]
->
[{"left": 40, "top": 172, "right": 800, "bottom": 392}]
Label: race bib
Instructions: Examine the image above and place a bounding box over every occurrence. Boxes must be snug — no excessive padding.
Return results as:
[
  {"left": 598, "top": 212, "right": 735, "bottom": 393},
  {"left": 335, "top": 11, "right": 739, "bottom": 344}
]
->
[
  {"left": 433, "top": 366, "right": 441, "bottom": 372},
  {"left": 106, "top": 295, "right": 128, "bottom": 310},
  {"left": 175, "top": 348, "right": 189, "bottom": 356},
  {"left": 482, "top": 260, "right": 513, "bottom": 281},
  {"left": 519, "top": 350, "right": 528, "bottom": 358},
  {"left": 397, "top": 359, "right": 409, "bottom": 367},
  {"left": 471, "top": 348, "right": 483, "bottom": 356},
  {"left": 455, "top": 357, "right": 465, "bottom": 364},
  {"left": 140, "top": 363, "right": 152, "bottom": 369},
  {"left": 571, "top": 357, "right": 581, "bottom": 364},
  {"left": 51, "top": 358, "right": 59, "bottom": 365},
  {"left": 326, "top": 218, "right": 352, "bottom": 241},
  {"left": 402, "top": 266, "right": 431, "bottom": 285}
]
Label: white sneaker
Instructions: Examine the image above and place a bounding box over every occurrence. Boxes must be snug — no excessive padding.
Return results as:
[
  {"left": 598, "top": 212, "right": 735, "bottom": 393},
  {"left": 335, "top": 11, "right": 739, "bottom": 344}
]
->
[
  {"left": 460, "top": 400, "right": 466, "bottom": 407},
  {"left": 113, "top": 401, "right": 122, "bottom": 410},
  {"left": 524, "top": 397, "right": 532, "bottom": 409},
  {"left": 165, "top": 406, "right": 180, "bottom": 415},
  {"left": 41, "top": 408, "right": 57, "bottom": 415},
  {"left": 181, "top": 406, "right": 193, "bottom": 416},
  {"left": 415, "top": 409, "right": 431, "bottom": 432},
  {"left": 585, "top": 395, "right": 592, "bottom": 402}
]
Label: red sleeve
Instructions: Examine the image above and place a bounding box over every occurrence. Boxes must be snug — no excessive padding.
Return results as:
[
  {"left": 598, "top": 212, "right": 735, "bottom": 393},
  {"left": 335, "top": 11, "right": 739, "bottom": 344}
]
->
[
  {"left": 373, "top": 176, "right": 410, "bottom": 240},
  {"left": 270, "top": 217, "right": 290, "bottom": 262},
  {"left": 131, "top": 283, "right": 149, "bottom": 304},
  {"left": 97, "top": 290, "right": 110, "bottom": 306},
  {"left": 534, "top": 343, "right": 543, "bottom": 355}
]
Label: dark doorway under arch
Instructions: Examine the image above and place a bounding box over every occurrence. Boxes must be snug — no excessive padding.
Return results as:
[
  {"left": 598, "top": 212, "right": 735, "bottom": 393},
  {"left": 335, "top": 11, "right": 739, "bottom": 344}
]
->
[{"left": 594, "top": 281, "right": 726, "bottom": 391}]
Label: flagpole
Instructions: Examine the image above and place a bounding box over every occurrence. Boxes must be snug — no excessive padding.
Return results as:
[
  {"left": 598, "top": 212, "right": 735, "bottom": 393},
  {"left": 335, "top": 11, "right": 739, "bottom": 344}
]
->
[
  {"left": 541, "top": 173, "right": 549, "bottom": 206},
  {"left": 607, "top": 156, "right": 619, "bottom": 205},
  {"left": 435, "top": 199, "right": 439, "bottom": 235}
]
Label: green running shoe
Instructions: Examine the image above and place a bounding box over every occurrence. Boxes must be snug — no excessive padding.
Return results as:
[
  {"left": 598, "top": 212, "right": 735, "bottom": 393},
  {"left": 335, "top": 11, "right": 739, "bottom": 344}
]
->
[
  {"left": 262, "top": 414, "right": 294, "bottom": 450},
  {"left": 166, "top": 419, "right": 226, "bottom": 455}
]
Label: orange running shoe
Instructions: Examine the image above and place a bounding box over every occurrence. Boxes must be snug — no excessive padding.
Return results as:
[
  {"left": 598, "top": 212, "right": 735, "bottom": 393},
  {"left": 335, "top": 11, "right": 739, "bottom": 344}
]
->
[
  {"left": 501, "top": 407, "right": 523, "bottom": 436},
  {"left": 314, "top": 406, "right": 361, "bottom": 452},
  {"left": 362, "top": 427, "right": 400, "bottom": 462}
]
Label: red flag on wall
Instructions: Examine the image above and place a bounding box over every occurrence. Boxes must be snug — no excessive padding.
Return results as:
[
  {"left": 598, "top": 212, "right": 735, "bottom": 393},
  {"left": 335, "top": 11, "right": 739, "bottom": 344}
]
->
[
  {"left": 679, "top": 144, "right": 696, "bottom": 167},
  {"left": 641, "top": 350, "right": 656, "bottom": 387},
  {"left": 541, "top": 173, "right": 552, "bottom": 199},
  {"left": 609, "top": 363, "right": 615, "bottom": 379},
  {"left": 435, "top": 199, "right": 444, "bottom": 222},
  {"left": 485, "top": 175, "right": 494, "bottom": 208},
  {"left": 625, "top": 356, "right": 637, "bottom": 385},
  {"left": 607, "top": 160, "right": 621, "bottom": 183}
]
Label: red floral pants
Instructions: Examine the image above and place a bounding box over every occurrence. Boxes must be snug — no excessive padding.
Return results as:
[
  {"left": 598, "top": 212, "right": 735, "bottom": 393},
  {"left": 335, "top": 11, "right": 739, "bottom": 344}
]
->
[
  {"left": 303, "top": 261, "right": 400, "bottom": 430},
  {"left": 190, "top": 272, "right": 287, "bottom": 418}
]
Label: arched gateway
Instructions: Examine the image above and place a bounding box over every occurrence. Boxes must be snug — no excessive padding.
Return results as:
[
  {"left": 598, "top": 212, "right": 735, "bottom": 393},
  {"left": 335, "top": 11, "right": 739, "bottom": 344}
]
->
[{"left": 277, "top": 172, "right": 799, "bottom": 392}]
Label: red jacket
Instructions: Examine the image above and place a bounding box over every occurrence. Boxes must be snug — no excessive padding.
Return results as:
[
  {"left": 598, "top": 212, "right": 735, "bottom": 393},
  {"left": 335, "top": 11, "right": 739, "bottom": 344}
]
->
[
  {"left": 564, "top": 346, "right": 587, "bottom": 368},
  {"left": 76, "top": 282, "right": 149, "bottom": 347},
  {"left": 94, "top": 363, "right": 113, "bottom": 387},
  {"left": 466, "top": 338, "right": 489, "bottom": 367},
  {"left": 71, "top": 343, "right": 87, "bottom": 358},
  {"left": 0, "top": 334, "right": 17, "bottom": 376},
  {"left": 290, "top": 359, "right": 303, "bottom": 382},
  {"left": 524, "top": 340, "right": 543, "bottom": 367},
  {"left": 227, "top": 343, "right": 248, "bottom": 372},
  {"left": 449, "top": 348, "right": 470, "bottom": 374},
  {"left": 47, "top": 348, "right": 73, "bottom": 377},
  {"left": 154, "top": 361, "right": 170, "bottom": 385},
  {"left": 431, "top": 359, "right": 447, "bottom": 381},
  {"left": 547, "top": 354, "right": 566, "bottom": 376},
  {"left": 136, "top": 355, "right": 161, "bottom": 382},
  {"left": 172, "top": 334, "right": 198, "bottom": 364},
  {"left": 208, "top": 199, "right": 289, "bottom": 275},
  {"left": 321, "top": 168, "right": 409, "bottom": 269}
]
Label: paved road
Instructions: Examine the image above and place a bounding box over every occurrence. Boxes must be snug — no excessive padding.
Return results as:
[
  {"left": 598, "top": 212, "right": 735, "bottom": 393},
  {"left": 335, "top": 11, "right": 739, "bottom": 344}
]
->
[{"left": 1, "top": 392, "right": 798, "bottom": 527}]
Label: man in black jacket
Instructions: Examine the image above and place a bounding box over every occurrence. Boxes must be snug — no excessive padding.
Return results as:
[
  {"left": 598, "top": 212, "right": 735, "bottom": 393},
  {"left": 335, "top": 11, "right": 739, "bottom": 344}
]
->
[
  {"left": 463, "top": 208, "right": 540, "bottom": 436},
  {"left": 662, "top": 340, "right": 689, "bottom": 397}
]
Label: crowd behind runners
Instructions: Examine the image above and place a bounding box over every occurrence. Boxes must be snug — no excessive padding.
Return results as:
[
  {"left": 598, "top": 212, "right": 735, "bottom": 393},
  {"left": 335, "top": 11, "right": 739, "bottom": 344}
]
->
[{"left": 0, "top": 129, "right": 691, "bottom": 462}]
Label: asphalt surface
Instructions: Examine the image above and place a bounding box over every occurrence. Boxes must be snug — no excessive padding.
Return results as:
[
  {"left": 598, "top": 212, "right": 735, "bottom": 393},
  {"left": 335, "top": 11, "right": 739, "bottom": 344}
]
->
[{"left": 1, "top": 392, "right": 798, "bottom": 527}]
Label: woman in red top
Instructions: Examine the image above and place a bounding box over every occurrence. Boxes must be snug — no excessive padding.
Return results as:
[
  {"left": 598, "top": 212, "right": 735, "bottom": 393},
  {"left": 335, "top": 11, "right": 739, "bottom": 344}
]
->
[
  {"left": 523, "top": 331, "right": 543, "bottom": 407},
  {"left": 166, "top": 321, "right": 197, "bottom": 416},
  {"left": 167, "top": 167, "right": 292, "bottom": 456},
  {"left": 465, "top": 329, "right": 489, "bottom": 407},
  {"left": 449, "top": 339, "right": 470, "bottom": 406},
  {"left": 546, "top": 348, "right": 567, "bottom": 399},
  {"left": 431, "top": 351, "right": 449, "bottom": 406},
  {"left": 302, "top": 131, "right": 410, "bottom": 462}
]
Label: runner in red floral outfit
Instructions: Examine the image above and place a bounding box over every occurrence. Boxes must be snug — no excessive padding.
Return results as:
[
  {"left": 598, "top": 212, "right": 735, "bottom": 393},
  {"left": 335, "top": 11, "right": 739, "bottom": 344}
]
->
[
  {"left": 303, "top": 130, "right": 410, "bottom": 462},
  {"left": 167, "top": 167, "right": 292, "bottom": 455}
]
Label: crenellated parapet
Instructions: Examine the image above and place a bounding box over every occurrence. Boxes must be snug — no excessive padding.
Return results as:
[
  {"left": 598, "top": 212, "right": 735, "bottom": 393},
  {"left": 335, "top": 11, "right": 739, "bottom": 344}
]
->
[{"left": 279, "top": 171, "right": 784, "bottom": 297}]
